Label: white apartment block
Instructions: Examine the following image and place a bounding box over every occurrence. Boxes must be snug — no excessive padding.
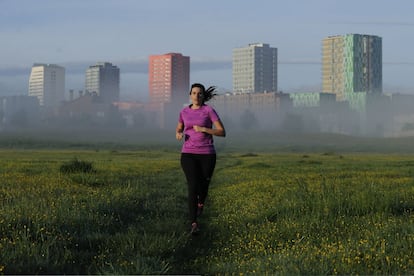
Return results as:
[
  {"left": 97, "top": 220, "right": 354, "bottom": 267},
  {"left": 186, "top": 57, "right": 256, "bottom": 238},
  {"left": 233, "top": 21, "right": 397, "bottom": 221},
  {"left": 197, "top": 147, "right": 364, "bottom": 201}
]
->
[
  {"left": 28, "top": 63, "right": 65, "bottom": 107},
  {"left": 232, "top": 43, "right": 278, "bottom": 93},
  {"left": 85, "top": 62, "right": 120, "bottom": 104}
]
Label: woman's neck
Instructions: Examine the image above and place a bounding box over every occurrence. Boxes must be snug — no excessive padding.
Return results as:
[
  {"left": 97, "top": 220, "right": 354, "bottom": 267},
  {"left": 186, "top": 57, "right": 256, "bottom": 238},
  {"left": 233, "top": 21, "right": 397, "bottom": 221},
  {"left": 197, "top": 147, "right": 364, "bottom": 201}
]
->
[{"left": 190, "top": 103, "right": 202, "bottom": 109}]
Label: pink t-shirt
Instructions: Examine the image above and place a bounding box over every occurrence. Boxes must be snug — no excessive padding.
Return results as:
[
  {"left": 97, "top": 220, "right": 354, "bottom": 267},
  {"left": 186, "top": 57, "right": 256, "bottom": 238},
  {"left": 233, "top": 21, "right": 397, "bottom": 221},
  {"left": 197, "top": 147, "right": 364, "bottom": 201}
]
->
[{"left": 178, "top": 104, "right": 220, "bottom": 154}]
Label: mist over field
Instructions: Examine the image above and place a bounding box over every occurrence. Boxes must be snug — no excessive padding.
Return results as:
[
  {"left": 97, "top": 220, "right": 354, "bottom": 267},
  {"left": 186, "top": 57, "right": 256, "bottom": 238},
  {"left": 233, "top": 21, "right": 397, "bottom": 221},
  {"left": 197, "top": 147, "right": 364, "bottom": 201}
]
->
[
  {"left": 2, "top": 90, "right": 414, "bottom": 153},
  {"left": 2, "top": 126, "right": 414, "bottom": 154}
]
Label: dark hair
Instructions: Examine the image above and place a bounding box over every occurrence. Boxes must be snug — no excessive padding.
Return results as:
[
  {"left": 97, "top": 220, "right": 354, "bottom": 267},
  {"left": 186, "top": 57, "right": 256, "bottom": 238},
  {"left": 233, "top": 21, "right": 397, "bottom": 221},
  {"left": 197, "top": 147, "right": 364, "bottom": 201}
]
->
[{"left": 190, "top": 83, "right": 217, "bottom": 103}]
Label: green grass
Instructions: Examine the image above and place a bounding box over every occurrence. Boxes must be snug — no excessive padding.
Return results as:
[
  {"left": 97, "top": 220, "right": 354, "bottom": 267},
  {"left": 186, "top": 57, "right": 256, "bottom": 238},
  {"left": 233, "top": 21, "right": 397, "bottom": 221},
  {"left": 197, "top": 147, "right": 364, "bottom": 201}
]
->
[
  {"left": 0, "top": 150, "right": 186, "bottom": 274},
  {"left": 200, "top": 153, "right": 414, "bottom": 274},
  {"left": 0, "top": 148, "right": 414, "bottom": 274}
]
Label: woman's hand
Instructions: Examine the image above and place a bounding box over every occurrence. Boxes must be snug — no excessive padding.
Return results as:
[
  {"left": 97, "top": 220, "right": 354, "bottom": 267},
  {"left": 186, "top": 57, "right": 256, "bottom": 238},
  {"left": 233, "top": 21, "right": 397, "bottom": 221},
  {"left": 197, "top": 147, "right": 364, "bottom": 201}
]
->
[
  {"left": 176, "top": 132, "right": 184, "bottom": 140},
  {"left": 193, "top": 125, "right": 206, "bottom": 132},
  {"left": 176, "top": 122, "right": 184, "bottom": 141},
  {"left": 193, "top": 121, "right": 226, "bottom": 137}
]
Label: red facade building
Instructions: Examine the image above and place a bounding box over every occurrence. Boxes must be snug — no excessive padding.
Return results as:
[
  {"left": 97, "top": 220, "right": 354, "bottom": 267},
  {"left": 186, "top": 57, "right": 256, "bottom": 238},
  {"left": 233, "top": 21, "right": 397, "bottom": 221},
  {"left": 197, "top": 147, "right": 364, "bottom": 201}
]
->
[{"left": 148, "top": 53, "right": 190, "bottom": 104}]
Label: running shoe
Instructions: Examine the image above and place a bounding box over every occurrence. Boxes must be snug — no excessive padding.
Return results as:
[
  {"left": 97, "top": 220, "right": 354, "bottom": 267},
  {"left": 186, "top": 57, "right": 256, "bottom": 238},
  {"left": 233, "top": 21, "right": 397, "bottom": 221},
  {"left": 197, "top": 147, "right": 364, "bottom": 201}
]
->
[{"left": 190, "top": 222, "right": 200, "bottom": 235}]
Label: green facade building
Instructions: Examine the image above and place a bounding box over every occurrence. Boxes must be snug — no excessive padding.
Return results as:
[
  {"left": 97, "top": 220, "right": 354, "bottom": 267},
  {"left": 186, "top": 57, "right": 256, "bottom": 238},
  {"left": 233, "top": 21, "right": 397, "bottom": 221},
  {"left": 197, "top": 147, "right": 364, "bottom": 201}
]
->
[{"left": 322, "top": 34, "right": 382, "bottom": 112}]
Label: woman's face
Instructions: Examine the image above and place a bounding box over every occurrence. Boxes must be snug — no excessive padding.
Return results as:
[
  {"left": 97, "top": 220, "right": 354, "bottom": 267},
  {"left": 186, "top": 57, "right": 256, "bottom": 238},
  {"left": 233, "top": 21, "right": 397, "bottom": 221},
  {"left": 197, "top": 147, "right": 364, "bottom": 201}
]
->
[{"left": 190, "top": 87, "right": 203, "bottom": 105}]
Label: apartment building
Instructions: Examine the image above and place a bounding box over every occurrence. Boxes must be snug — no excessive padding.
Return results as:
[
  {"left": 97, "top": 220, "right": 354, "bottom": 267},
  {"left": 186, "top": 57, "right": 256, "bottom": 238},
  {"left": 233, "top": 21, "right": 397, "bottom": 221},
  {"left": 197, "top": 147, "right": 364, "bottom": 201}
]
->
[
  {"left": 28, "top": 63, "right": 65, "bottom": 107},
  {"left": 322, "top": 34, "right": 382, "bottom": 101},
  {"left": 233, "top": 43, "right": 278, "bottom": 93},
  {"left": 85, "top": 62, "right": 120, "bottom": 104}
]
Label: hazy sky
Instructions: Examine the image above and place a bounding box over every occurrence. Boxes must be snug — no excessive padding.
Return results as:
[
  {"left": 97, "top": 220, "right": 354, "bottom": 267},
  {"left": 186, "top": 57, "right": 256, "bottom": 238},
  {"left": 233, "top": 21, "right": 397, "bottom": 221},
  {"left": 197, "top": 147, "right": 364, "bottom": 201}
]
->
[{"left": 1, "top": 0, "right": 414, "bottom": 101}]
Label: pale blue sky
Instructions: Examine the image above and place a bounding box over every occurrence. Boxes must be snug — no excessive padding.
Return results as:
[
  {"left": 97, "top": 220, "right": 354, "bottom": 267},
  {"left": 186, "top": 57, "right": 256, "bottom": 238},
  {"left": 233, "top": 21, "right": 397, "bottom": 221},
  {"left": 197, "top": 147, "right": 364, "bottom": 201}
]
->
[{"left": 1, "top": 0, "right": 414, "bottom": 101}]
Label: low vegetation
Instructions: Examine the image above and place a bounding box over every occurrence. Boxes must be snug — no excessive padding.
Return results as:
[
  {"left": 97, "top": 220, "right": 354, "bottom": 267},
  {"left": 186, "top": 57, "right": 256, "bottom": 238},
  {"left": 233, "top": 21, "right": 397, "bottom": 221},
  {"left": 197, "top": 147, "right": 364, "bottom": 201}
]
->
[{"left": 59, "top": 157, "right": 95, "bottom": 174}]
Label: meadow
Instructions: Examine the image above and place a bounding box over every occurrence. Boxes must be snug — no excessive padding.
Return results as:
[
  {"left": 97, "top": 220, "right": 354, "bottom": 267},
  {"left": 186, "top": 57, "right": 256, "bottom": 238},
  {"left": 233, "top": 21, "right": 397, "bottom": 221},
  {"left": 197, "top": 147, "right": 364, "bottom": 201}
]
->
[{"left": 1, "top": 130, "right": 414, "bottom": 274}]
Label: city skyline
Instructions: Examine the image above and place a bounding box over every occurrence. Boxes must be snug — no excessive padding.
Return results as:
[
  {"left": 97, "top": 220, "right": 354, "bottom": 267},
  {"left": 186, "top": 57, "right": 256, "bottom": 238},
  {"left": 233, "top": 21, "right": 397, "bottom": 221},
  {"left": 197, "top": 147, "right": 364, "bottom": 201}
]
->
[{"left": 1, "top": 0, "right": 414, "bottom": 101}]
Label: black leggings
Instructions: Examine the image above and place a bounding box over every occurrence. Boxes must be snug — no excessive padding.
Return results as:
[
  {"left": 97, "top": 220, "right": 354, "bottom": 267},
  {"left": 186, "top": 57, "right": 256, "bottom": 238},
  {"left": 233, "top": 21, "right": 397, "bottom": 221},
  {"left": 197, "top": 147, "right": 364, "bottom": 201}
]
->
[{"left": 181, "top": 153, "right": 216, "bottom": 223}]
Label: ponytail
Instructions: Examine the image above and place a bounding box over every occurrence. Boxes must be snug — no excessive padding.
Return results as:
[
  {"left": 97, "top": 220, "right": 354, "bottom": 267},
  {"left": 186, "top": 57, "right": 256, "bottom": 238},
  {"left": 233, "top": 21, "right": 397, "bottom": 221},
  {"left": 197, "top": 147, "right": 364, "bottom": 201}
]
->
[{"left": 203, "top": 86, "right": 217, "bottom": 102}]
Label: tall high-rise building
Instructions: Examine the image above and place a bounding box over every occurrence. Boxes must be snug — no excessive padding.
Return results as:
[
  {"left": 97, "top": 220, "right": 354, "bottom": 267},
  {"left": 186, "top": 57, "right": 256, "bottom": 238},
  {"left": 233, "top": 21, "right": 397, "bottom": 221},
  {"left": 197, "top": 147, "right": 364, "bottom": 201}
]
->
[
  {"left": 28, "top": 63, "right": 65, "bottom": 107},
  {"left": 232, "top": 43, "right": 278, "bottom": 93},
  {"left": 322, "top": 34, "right": 382, "bottom": 101},
  {"left": 148, "top": 53, "right": 190, "bottom": 104},
  {"left": 85, "top": 62, "right": 120, "bottom": 103}
]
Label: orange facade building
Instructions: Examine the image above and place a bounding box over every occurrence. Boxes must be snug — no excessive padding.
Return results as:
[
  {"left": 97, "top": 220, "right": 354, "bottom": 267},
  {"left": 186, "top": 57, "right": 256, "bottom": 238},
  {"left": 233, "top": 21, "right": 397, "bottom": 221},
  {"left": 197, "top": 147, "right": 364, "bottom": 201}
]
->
[{"left": 148, "top": 53, "right": 190, "bottom": 104}]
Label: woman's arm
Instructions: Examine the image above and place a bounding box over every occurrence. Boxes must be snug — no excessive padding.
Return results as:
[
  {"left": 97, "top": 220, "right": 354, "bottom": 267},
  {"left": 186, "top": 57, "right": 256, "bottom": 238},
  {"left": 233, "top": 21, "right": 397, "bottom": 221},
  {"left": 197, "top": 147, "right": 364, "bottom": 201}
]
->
[
  {"left": 176, "top": 122, "right": 184, "bottom": 140},
  {"left": 193, "top": 120, "right": 226, "bottom": 137}
]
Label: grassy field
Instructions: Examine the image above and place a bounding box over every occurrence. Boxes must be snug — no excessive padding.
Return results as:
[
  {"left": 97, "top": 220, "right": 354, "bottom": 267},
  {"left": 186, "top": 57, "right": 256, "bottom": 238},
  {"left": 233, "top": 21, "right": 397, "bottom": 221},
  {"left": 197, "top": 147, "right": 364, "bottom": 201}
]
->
[{"left": 0, "top": 145, "right": 414, "bottom": 274}]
